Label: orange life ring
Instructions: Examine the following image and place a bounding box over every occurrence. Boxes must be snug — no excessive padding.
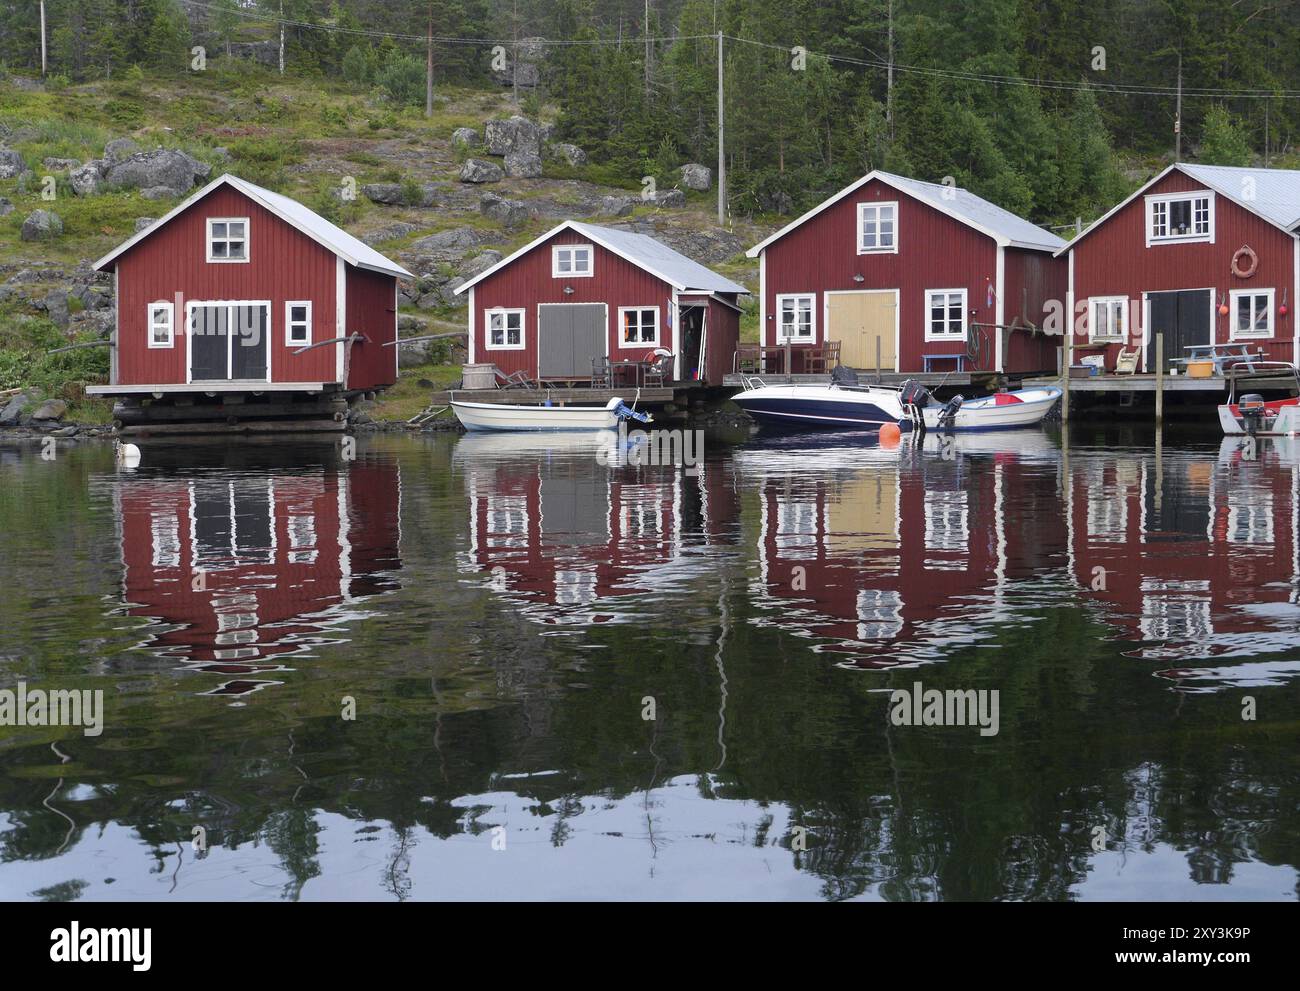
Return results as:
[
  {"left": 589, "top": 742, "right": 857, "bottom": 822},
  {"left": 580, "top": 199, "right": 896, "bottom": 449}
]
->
[{"left": 1232, "top": 245, "right": 1258, "bottom": 279}]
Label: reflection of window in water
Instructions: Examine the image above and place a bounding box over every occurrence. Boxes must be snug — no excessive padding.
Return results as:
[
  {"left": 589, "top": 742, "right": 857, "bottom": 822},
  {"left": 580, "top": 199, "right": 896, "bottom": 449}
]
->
[
  {"left": 217, "top": 611, "right": 258, "bottom": 633},
  {"left": 1226, "top": 488, "right": 1273, "bottom": 546},
  {"left": 486, "top": 494, "right": 529, "bottom": 549},
  {"left": 1139, "top": 578, "right": 1212, "bottom": 641},
  {"left": 924, "top": 490, "right": 968, "bottom": 553},
  {"left": 192, "top": 480, "right": 275, "bottom": 567},
  {"left": 775, "top": 499, "right": 822, "bottom": 560},
  {"left": 151, "top": 511, "right": 181, "bottom": 568},
  {"left": 287, "top": 513, "right": 318, "bottom": 564},
  {"left": 555, "top": 568, "right": 598, "bottom": 606},
  {"left": 1086, "top": 466, "right": 1128, "bottom": 541},
  {"left": 620, "top": 486, "right": 670, "bottom": 540},
  {"left": 856, "top": 588, "right": 903, "bottom": 640},
  {"left": 216, "top": 628, "right": 259, "bottom": 646}
]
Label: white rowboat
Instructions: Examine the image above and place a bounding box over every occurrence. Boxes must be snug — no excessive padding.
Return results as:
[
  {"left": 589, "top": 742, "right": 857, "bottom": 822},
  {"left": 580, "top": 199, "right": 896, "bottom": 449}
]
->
[{"left": 452, "top": 396, "right": 646, "bottom": 432}]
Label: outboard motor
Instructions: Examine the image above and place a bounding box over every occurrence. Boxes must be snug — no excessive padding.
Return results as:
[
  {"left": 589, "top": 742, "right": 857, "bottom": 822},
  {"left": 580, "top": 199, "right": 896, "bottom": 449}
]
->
[
  {"left": 1238, "top": 393, "right": 1267, "bottom": 435},
  {"left": 897, "top": 379, "right": 931, "bottom": 408},
  {"left": 937, "top": 394, "right": 965, "bottom": 431},
  {"left": 831, "top": 364, "right": 859, "bottom": 387}
]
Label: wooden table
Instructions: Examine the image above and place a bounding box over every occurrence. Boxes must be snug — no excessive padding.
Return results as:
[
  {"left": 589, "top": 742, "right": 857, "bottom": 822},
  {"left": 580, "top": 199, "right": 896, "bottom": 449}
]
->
[
  {"left": 1181, "top": 343, "right": 1265, "bottom": 373},
  {"left": 610, "top": 359, "right": 651, "bottom": 386}
]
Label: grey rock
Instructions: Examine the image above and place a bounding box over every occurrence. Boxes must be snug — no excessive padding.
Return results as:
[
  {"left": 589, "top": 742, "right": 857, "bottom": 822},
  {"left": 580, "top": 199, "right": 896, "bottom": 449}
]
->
[
  {"left": 398, "top": 340, "right": 431, "bottom": 368},
  {"left": 360, "top": 222, "right": 420, "bottom": 246},
  {"left": 679, "top": 163, "right": 711, "bottom": 191},
  {"left": 51, "top": 425, "right": 80, "bottom": 437},
  {"left": 539, "top": 122, "right": 557, "bottom": 143},
  {"left": 102, "top": 148, "right": 208, "bottom": 196},
  {"left": 134, "top": 217, "right": 156, "bottom": 232},
  {"left": 479, "top": 192, "right": 534, "bottom": 228},
  {"left": 402, "top": 227, "right": 496, "bottom": 269},
  {"left": 598, "top": 195, "right": 635, "bottom": 217},
  {"left": 451, "top": 127, "right": 481, "bottom": 149},
  {"left": 484, "top": 115, "right": 541, "bottom": 158},
  {"left": 646, "top": 188, "right": 687, "bottom": 209},
  {"left": 503, "top": 148, "right": 543, "bottom": 179},
  {"left": 361, "top": 182, "right": 439, "bottom": 207},
  {"left": 42, "top": 157, "right": 80, "bottom": 171},
  {"left": 104, "top": 138, "right": 140, "bottom": 161},
  {"left": 69, "top": 161, "right": 103, "bottom": 196},
  {"left": 0, "top": 197, "right": 12, "bottom": 217},
  {"left": 44, "top": 290, "right": 70, "bottom": 328},
  {"left": 21, "top": 210, "right": 63, "bottom": 241},
  {"left": 140, "top": 185, "right": 177, "bottom": 201},
  {"left": 459, "top": 158, "right": 504, "bottom": 184},
  {"left": 212, "top": 146, "right": 230, "bottom": 161},
  {"left": 0, "top": 148, "right": 26, "bottom": 179},
  {"left": 546, "top": 142, "right": 587, "bottom": 168},
  {"left": 0, "top": 394, "right": 28, "bottom": 427},
  {"left": 31, "top": 399, "right": 68, "bottom": 422},
  {"left": 458, "top": 250, "right": 502, "bottom": 279}
]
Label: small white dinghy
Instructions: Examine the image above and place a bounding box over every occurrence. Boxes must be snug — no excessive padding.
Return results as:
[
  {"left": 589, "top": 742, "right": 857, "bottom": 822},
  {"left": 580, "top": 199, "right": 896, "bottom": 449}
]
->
[
  {"left": 920, "top": 386, "right": 1062, "bottom": 432},
  {"left": 451, "top": 396, "right": 652, "bottom": 432}
]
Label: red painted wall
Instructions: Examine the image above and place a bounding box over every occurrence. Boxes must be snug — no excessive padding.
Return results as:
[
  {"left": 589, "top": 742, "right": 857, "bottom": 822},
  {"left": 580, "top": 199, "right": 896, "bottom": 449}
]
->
[
  {"left": 110, "top": 184, "right": 397, "bottom": 389},
  {"left": 759, "top": 178, "right": 1063, "bottom": 373},
  {"left": 1071, "top": 169, "right": 1296, "bottom": 369},
  {"left": 1004, "top": 247, "right": 1067, "bottom": 374},
  {"left": 346, "top": 266, "right": 398, "bottom": 391},
  {"left": 471, "top": 228, "right": 685, "bottom": 382}
]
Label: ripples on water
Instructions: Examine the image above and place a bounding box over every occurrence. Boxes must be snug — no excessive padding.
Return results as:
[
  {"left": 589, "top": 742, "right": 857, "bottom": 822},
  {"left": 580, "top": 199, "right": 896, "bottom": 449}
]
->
[{"left": 0, "top": 427, "right": 1297, "bottom": 901}]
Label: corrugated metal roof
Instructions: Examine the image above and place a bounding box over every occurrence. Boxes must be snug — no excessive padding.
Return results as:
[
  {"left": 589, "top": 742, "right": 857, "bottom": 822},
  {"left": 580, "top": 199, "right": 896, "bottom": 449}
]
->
[
  {"left": 93, "top": 173, "right": 413, "bottom": 278},
  {"left": 1175, "top": 163, "right": 1300, "bottom": 230},
  {"left": 747, "top": 169, "right": 1066, "bottom": 256},
  {"left": 455, "top": 220, "right": 749, "bottom": 295},
  {"left": 567, "top": 222, "right": 748, "bottom": 293}
]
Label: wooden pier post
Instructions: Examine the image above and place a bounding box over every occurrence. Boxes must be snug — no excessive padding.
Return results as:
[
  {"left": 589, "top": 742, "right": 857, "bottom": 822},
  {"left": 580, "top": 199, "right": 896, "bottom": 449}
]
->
[
  {"left": 1060, "top": 344, "right": 1070, "bottom": 423},
  {"left": 875, "top": 338, "right": 882, "bottom": 384},
  {"left": 1155, "top": 332, "right": 1164, "bottom": 425}
]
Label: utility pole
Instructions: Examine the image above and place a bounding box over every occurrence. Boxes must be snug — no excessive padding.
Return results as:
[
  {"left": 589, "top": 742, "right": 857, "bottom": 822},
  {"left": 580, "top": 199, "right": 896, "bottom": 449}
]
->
[
  {"left": 1174, "top": 51, "right": 1182, "bottom": 160},
  {"left": 717, "top": 31, "right": 725, "bottom": 226},
  {"left": 644, "top": 0, "right": 652, "bottom": 100},
  {"left": 425, "top": 5, "right": 434, "bottom": 119},
  {"left": 886, "top": 0, "right": 894, "bottom": 135},
  {"left": 278, "top": 1, "right": 286, "bottom": 76},
  {"left": 511, "top": 0, "right": 519, "bottom": 106},
  {"left": 39, "top": 0, "right": 47, "bottom": 76}
]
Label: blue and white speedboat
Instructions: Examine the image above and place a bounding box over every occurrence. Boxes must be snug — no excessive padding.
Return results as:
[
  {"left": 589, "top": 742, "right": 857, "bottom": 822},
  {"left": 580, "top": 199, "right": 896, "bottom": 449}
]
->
[{"left": 730, "top": 377, "right": 915, "bottom": 430}]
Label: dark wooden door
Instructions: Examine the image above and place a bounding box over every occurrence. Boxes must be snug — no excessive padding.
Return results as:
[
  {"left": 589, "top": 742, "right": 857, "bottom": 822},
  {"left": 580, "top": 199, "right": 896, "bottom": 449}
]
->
[
  {"left": 1148, "top": 290, "right": 1210, "bottom": 368},
  {"left": 231, "top": 304, "right": 268, "bottom": 381},
  {"left": 190, "top": 304, "right": 230, "bottom": 381}
]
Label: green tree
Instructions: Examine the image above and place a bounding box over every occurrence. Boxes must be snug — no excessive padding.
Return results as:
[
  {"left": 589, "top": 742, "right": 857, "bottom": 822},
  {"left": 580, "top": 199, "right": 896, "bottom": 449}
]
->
[{"left": 1199, "top": 104, "right": 1252, "bottom": 166}]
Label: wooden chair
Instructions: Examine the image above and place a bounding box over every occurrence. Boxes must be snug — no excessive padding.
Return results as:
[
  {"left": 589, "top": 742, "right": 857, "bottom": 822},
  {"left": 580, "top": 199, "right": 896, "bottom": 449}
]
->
[
  {"left": 806, "top": 341, "right": 841, "bottom": 374},
  {"left": 734, "top": 345, "right": 761, "bottom": 374},
  {"left": 493, "top": 366, "right": 536, "bottom": 390},
  {"left": 591, "top": 356, "right": 612, "bottom": 388}
]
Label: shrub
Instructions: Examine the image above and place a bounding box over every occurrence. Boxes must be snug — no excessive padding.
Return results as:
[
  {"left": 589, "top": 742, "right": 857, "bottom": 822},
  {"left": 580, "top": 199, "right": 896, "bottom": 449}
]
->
[
  {"left": 399, "top": 177, "right": 425, "bottom": 206},
  {"left": 375, "top": 54, "right": 425, "bottom": 109},
  {"left": 342, "top": 45, "right": 376, "bottom": 87}
]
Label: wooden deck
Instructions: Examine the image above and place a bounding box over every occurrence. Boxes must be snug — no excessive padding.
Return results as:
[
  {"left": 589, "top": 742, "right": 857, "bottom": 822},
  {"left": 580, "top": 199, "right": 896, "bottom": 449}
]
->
[
  {"left": 722, "top": 372, "right": 978, "bottom": 388},
  {"left": 86, "top": 381, "right": 338, "bottom": 397},
  {"left": 1021, "top": 373, "right": 1296, "bottom": 393}
]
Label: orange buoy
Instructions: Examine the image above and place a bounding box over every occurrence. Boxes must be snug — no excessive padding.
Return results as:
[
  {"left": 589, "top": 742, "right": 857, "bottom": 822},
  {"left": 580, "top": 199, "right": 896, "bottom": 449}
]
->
[{"left": 878, "top": 422, "right": 902, "bottom": 447}]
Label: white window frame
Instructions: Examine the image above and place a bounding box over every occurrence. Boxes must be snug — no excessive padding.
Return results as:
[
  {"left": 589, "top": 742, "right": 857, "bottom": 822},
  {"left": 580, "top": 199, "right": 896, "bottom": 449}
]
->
[
  {"left": 552, "top": 243, "right": 594, "bottom": 278},
  {"left": 147, "top": 300, "right": 174, "bottom": 349},
  {"left": 1229, "top": 288, "right": 1274, "bottom": 340},
  {"left": 775, "top": 293, "right": 816, "bottom": 344},
  {"left": 857, "top": 201, "right": 898, "bottom": 255},
  {"left": 1145, "top": 191, "right": 1214, "bottom": 246},
  {"left": 485, "top": 307, "right": 526, "bottom": 350},
  {"left": 1088, "top": 296, "right": 1129, "bottom": 343},
  {"left": 924, "top": 288, "right": 968, "bottom": 342},
  {"left": 206, "top": 217, "right": 250, "bottom": 263},
  {"left": 285, "top": 300, "right": 312, "bottom": 347},
  {"left": 617, "top": 306, "right": 660, "bottom": 349}
]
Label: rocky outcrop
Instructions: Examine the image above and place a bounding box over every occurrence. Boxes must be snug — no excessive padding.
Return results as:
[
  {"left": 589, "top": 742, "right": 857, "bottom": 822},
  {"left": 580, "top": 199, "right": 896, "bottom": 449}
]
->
[
  {"left": 546, "top": 142, "right": 587, "bottom": 168},
  {"left": 459, "top": 158, "right": 504, "bottom": 184},
  {"left": 401, "top": 227, "right": 497, "bottom": 272},
  {"left": 479, "top": 192, "right": 534, "bottom": 227},
  {"left": 0, "top": 148, "right": 26, "bottom": 179},
  {"left": 104, "top": 137, "right": 140, "bottom": 161},
  {"left": 0, "top": 197, "right": 12, "bottom": 217},
  {"left": 21, "top": 210, "right": 63, "bottom": 241},
  {"left": 134, "top": 217, "right": 156, "bottom": 232},
  {"left": 598, "top": 195, "right": 635, "bottom": 217},
  {"left": 0, "top": 393, "right": 29, "bottom": 427},
  {"left": 41, "top": 157, "right": 80, "bottom": 172},
  {"left": 361, "top": 182, "right": 440, "bottom": 207},
  {"left": 484, "top": 115, "right": 541, "bottom": 159},
  {"left": 680, "top": 163, "right": 711, "bottom": 191},
  {"left": 451, "top": 127, "right": 481, "bottom": 149},
  {"left": 31, "top": 399, "right": 68, "bottom": 423},
  {"left": 69, "top": 162, "right": 102, "bottom": 196},
  {"left": 458, "top": 250, "right": 502, "bottom": 279},
  {"left": 645, "top": 188, "right": 687, "bottom": 209},
  {"left": 503, "top": 148, "right": 543, "bottom": 179},
  {"left": 101, "top": 148, "right": 210, "bottom": 196},
  {"left": 360, "top": 221, "right": 421, "bottom": 246}
]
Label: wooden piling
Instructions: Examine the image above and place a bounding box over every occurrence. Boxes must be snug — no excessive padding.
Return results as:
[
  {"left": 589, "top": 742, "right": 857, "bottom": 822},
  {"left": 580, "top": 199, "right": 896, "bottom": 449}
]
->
[
  {"left": 875, "top": 338, "right": 882, "bottom": 384},
  {"left": 1155, "top": 332, "right": 1164, "bottom": 424},
  {"left": 1060, "top": 344, "right": 1070, "bottom": 423}
]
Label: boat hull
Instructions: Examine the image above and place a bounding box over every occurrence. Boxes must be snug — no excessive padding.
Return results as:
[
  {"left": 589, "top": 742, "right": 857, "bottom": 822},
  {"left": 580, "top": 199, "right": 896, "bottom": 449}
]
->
[
  {"left": 1218, "top": 400, "right": 1300, "bottom": 436},
  {"left": 921, "top": 388, "right": 1061, "bottom": 431},
  {"left": 452, "top": 399, "right": 621, "bottom": 432},
  {"left": 732, "top": 385, "right": 911, "bottom": 430}
]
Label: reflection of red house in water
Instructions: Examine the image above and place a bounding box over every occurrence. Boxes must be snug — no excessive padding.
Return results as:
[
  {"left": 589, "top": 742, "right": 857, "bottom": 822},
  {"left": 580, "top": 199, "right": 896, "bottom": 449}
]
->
[
  {"left": 1066, "top": 441, "right": 1300, "bottom": 672},
  {"left": 457, "top": 436, "right": 739, "bottom": 624},
  {"left": 748, "top": 438, "right": 1070, "bottom": 667},
  {"left": 115, "top": 457, "right": 401, "bottom": 696}
]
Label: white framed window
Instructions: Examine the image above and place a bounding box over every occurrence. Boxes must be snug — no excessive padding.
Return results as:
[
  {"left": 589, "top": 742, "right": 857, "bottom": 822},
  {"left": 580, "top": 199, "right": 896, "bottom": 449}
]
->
[
  {"left": 285, "top": 301, "right": 312, "bottom": 346},
  {"left": 1230, "top": 288, "right": 1274, "bottom": 340},
  {"left": 618, "top": 306, "right": 659, "bottom": 347},
  {"left": 1146, "top": 192, "right": 1213, "bottom": 245},
  {"left": 148, "top": 300, "right": 174, "bottom": 348},
  {"left": 1089, "top": 296, "right": 1128, "bottom": 343},
  {"left": 552, "top": 244, "right": 593, "bottom": 278},
  {"left": 207, "top": 217, "right": 249, "bottom": 263},
  {"left": 775, "top": 293, "right": 815, "bottom": 344},
  {"left": 925, "top": 289, "right": 967, "bottom": 341},
  {"left": 857, "top": 201, "right": 898, "bottom": 254},
  {"left": 486, "top": 308, "right": 525, "bottom": 350}
]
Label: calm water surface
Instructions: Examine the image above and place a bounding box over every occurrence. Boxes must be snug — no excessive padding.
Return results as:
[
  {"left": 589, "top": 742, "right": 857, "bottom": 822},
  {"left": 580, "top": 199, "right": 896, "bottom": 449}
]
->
[{"left": 1, "top": 425, "right": 1298, "bottom": 901}]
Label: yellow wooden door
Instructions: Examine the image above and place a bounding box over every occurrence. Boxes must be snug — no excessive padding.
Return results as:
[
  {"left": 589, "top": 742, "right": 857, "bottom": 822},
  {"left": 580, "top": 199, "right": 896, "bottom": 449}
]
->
[{"left": 828, "top": 292, "right": 895, "bottom": 371}]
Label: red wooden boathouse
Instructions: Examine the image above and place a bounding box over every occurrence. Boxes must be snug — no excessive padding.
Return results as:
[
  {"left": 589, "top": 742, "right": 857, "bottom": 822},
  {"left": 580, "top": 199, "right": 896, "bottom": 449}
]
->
[
  {"left": 88, "top": 174, "right": 412, "bottom": 406},
  {"left": 1062, "top": 164, "right": 1300, "bottom": 372},
  {"left": 454, "top": 221, "right": 747, "bottom": 386},
  {"left": 746, "top": 170, "right": 1067, "bottom": 376}
]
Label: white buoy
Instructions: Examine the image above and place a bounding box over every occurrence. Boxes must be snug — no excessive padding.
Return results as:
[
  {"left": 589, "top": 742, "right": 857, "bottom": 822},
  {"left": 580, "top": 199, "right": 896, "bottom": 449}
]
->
[{"left": 115, "top": 439, "right": 141, "bottom": 468}]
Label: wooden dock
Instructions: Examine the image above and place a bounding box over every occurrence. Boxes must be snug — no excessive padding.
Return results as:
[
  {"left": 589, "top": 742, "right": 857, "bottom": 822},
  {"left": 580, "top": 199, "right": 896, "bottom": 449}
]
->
[{"left": 722, "top": 371, "right": 980, "bottom": 388}]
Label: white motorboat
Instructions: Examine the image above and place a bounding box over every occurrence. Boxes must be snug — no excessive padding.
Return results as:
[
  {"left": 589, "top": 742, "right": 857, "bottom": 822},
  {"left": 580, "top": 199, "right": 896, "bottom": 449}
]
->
[
  {"left": 920, "top": 386, "right": 1062, "bottom": 432},
  {"left": 1217, "top": 362, "right": 1300, "bottom": 436},
  {"left": 451, "top": 396, "right": 652, "bottom": 432},
  {"left": 730, "top": 375, "right": 915, "bottom": 430}
]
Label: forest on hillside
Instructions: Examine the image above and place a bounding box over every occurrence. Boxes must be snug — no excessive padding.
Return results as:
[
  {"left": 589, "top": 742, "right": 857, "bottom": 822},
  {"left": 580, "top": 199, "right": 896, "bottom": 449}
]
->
[{"left": 1, "top": 1, "right": 1296, "bottom": 227}]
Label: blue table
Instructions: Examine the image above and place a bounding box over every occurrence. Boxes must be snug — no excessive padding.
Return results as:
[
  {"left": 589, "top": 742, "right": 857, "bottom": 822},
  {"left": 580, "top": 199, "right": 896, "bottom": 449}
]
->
[{"left": 922, "top": 353, "right": 968, "bottom": 373}]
